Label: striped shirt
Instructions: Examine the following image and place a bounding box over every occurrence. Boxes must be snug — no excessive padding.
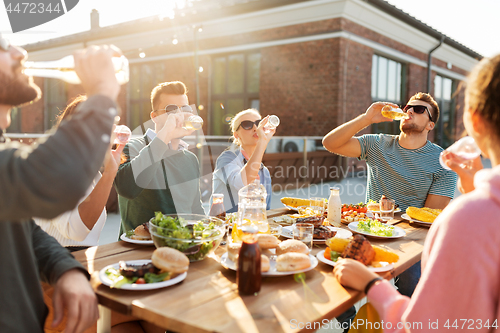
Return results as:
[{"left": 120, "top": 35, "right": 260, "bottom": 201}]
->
[{"left": 357, "top": 134, "right": 457, "bottom": 211}]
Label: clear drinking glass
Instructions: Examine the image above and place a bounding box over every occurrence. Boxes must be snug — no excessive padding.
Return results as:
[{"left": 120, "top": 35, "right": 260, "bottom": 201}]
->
[
  {"left": 24, "top": 55, "right": 129, "bottom": 85},
  {"left": 183, "top": 115, "right": 204, "bottom": 130},
  {"left": 293, "top": 223, "right": 314, "bottom": 251},
  {"left": 113, "top": 125, "right": 132, "bottom": 144},
  {"left": 264, "top": 115, "right": 280, "bottom": 133},
  {"left": 310, "top": 197, "right": 326, "bottom": 217},
  {"left": 269, "top": 224, "right": 282, "bottom": 238},
  {"left": 379, "top": 199, "right": 395, "bottom": 221},
  {"left": 439, "top": 136, "right": 481, "bottom": 170}
]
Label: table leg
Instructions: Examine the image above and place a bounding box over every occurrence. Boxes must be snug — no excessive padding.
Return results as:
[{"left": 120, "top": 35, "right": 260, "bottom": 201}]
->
[{"left": 97, "top": 305, "right": 112, "bottom": 333}]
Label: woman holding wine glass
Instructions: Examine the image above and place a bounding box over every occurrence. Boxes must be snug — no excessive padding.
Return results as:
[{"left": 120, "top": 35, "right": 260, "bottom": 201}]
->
[{"left": 211, "top": 109, "right": 276, "bottom": 213}]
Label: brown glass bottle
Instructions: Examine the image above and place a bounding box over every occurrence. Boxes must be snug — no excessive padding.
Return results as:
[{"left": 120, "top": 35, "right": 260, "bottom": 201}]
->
[{"left": 237, "top": 230, "right": 261, "bottom": 295}]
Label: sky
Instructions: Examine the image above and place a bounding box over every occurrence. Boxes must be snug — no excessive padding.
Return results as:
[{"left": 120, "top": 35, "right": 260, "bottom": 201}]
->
[{"left": 1, "top": 0, "right": 499, "bottom": 58}]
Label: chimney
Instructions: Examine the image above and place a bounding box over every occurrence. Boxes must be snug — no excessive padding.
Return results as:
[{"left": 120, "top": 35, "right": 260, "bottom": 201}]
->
[{"left": 90, "top": 9, "right": 99, "bottom": 29}]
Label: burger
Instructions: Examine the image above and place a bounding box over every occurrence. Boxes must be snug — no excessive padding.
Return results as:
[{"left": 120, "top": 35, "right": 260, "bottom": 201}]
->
[
  {"left": 151, "top": 247, "right": 190, "bottom": 274},
  {"left": 130, "top": 223, "right": 151, "bottom": 241}
]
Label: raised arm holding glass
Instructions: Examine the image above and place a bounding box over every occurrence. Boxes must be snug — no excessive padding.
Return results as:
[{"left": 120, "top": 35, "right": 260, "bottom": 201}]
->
[{"left": 211, "top": 109, "right": 276, "bottom": 213}]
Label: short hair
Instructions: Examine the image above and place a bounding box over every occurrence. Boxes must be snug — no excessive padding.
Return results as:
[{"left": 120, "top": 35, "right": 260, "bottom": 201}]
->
[
  {"left": 150, "top": 81, "right": 187, "bottom": 111},
  {"left": 408, "top": 92, "right": 439, "bottom": 123},
  {"left": 230, "top": 108, "right": 261, "bottom": 146},
  {"left": 466, "top": 54, "right": 500, "bottom": 140},
  {"left": 56, "top": 95, "right": 87, "bottom": 126}
]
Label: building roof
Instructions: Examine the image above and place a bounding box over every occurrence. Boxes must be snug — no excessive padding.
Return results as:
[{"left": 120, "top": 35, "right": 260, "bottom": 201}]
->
[{"left": 23, "top": 0, "right": 482, "bottom": 59}]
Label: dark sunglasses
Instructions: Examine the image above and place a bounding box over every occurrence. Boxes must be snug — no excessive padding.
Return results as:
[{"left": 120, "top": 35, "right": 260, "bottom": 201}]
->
[
  {"left": 154, "top": 104, "right": 193, "bottom": 114},
  {"left": 237, "top": 119, "right": 261, "bottom": 130},
  {"left": 0, "top": 38, "right": 10, "bottom": 52},
  {"left": 402, "top": 104, "right": 433, "bottom": 122}
]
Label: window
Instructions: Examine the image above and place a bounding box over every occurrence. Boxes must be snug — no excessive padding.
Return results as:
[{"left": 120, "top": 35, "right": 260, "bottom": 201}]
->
[
  {"left": 211, "top": 52, "right": 260, "bottom": 135},
  {"left": 434, "top": 75, "right": 455, "bottom": 148},
  {"left": 371, "top": 54, "right": 404, "bottom": 135},
  {"left": 6, "top": 107, "right": 21, "bottom": 133},
  {"left": 129, "top": 62, "right": 166, "bottom": 131},
  {"left": 44, "top": 78, "right": 67, "bottom": 131}
]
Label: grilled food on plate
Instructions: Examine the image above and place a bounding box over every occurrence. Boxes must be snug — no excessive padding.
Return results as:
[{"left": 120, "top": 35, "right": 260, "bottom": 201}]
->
[
  {"left": 406, "top": 207, "right": 442, "bottom": 222},
  {"left": 325, "top": 236, "right": 399, "bottom": 264}
]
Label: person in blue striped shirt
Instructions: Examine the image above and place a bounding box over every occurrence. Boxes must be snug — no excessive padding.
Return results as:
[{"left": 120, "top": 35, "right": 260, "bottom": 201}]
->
[
  {"left": 322, "top": 93, "right": 457, "bottom": 325},
  {"left": 323, "top": 92, "right": 457, "bottom": 211}
]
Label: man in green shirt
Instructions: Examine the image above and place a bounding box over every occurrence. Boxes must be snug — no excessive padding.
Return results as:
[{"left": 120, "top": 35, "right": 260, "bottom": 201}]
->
[
  {"left": 115, "top": 81, "right": 205, "bottom": 233},
  {"left": 0, "top": 37, "right": 120, "bottom": 332}
]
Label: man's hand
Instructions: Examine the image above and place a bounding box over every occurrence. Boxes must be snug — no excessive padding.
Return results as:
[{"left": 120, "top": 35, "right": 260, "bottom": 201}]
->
[
  {"left": 441, "top": 151, "right": 483, "bottom": 194},
  {"left": 73, "top": 45, "right": 122, "bottom": 101},
  {"left": 52, "top": 269, "right": 99, "bottom": 333},
  {"left": 333, "top": 259, "right": 379, "bottom": 292},
  {"left": 365, "top": 102, "right": 398, "bottom": 124},
  {"left": 156, "top": 112, "right": 195, "bottom": 144}
]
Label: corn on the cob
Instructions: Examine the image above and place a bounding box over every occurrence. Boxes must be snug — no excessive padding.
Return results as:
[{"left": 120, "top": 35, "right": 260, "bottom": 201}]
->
[
  {"left": 326, "top": 237, "right": 399, "bottom": 263},
  {"left": 280, "top": 197, "right": 312, "bottom": 208},
  {"left": 406, "top": 206, "right": 439, "bottom": 222}
]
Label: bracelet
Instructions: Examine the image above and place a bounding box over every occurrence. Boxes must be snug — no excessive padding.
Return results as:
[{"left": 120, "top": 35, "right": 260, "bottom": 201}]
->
[{"left": 364, "top": 277, "right": 384, "bottom": 295}]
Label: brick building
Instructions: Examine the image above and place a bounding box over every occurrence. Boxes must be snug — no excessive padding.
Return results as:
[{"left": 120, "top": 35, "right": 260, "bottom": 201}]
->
[{"left": 12, "top": 0, "right": 481, "bottom": 151}]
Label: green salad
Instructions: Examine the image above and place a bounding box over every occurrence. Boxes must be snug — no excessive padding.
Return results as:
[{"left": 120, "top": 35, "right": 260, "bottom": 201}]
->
[
  {"left": 150, "top": 212, "right": 222, "bottom": 261},
  {"left": 105, "top": 267, "right": 170, "bottom": 288},
  {"left": 357, "top": 218, "right": 395, "bottom": 237}
]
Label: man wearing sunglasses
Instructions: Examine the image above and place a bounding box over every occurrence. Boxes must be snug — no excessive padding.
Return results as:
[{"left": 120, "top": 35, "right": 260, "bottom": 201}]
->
[
  {"left": 322, "top": 92, "right": 457, "bottom": 300},
  {"left": 114, "top": 81, "right": 205, "bottom": 234},
  {"left": 0, "top": 36, "right": 121, "bottom": 332}
]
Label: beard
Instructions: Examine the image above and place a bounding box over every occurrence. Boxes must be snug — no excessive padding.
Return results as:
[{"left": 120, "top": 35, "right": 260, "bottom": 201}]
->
[
  {"left": 401, "top": 121, "right": 426, "bottom": 134},
  {"left": 0, "top": 64, "right": 41, "bottom": 106}
]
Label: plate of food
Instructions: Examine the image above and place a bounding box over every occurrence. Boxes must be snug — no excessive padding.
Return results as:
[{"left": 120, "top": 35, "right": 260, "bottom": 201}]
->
[
  {"left": 348, "top": 220, "right": 406, "bottom": 239},
  {"left": 402, "top": 207, "right": 442, "bottom": 226},
  {"left": 281, "top": 225, "right": 352, "bottom": 242},
  {"left": 319, "top": 235, "right": 399, "bottom": 272},
  {"left": 120, "top": 223, "right": 154, "bottom": 245},
  {"left": 99, "top": 248, "right": 189, "bottom": 290},
  {"left": 222, "top": 238, "right": 317, "bottom": 276},
  {"left": 401, "top": 213, "right": 432, "bottom": 226}
]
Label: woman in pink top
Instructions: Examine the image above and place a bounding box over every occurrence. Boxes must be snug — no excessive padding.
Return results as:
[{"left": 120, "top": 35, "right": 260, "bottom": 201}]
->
[{"left": 333, "top": 54, "right": 500, "bottom": 332}]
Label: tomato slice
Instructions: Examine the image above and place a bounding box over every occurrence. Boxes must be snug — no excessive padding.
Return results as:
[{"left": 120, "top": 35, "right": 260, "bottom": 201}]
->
[{"left": 136, "top": 278, "right": 146, "bottom": 284}]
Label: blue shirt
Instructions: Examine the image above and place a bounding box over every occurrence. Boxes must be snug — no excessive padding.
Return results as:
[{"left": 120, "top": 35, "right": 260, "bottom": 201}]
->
[
  {"left": 358, "top": 134, "right": 457, "bottom": 211},
  {"left": 211, "top": 149, "right": 272, "bottom": 213}
]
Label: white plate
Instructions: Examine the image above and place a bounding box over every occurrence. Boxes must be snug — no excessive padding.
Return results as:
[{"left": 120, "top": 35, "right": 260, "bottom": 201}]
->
[
  {"left": 281, "top": 226, "right": 352, "bottom": 242},
  {"left": 99, "top": 259, "right": 187, "bottom": 290},
  {"left": 401, "top": 213, "right": 433, "bottom": 227},
  {"left": 316, "top": 250, "right": 394, "bottom": 272},
  {"left": 220, "top": 252, "right": 318, "bottom": 276},
  {"left": 347, "top": 222, "right": 406, "bottom": 239},
  {"left": 283, "top": 204, "right": 299, "bottom": 211},
  {"left": 120, "top": 233, "right": 154, "bottom": 245},
  {"left": 368, "top": 208, "right": 401, "bottom": 213}
]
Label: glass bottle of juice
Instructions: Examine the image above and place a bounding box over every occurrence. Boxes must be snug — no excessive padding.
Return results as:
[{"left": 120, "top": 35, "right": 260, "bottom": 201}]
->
[
  {"left": 327, "top": 187, "right": 341, "bottom": 226},
  {"left": 237, "top": 224, "right": 261, "bottom": 295}
]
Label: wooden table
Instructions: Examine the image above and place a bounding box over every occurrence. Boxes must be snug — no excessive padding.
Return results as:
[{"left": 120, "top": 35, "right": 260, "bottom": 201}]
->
[{"left": 74, "top": 208, "right": 430, "bottom": 333}]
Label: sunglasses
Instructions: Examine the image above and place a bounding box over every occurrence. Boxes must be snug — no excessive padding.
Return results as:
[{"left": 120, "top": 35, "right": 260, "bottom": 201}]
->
[
  {"left": 0, "top": 38, "right": 10, "bottom": 52},
  {"left": 154, "top": 104, "right": 193, "bottom": 114},
  {"left": 402, "top": 104, "right": 433, "bottom": 122},
  {"left": 237, "top": 119, "right": 261, "bottom": 130}
]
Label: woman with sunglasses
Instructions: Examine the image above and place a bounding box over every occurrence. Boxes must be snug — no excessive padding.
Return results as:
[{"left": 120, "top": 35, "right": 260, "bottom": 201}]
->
[
  {"left": 333, "top": 54, "right": 500, "bottom": 332},
  {"left": 212, "top": 109, "right": 275, "bottom": 213}
]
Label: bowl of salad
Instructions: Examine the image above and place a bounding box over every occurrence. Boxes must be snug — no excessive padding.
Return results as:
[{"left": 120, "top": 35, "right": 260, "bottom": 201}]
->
[{"left": 149, "top": 213, "right": 225, "bottom": 262}]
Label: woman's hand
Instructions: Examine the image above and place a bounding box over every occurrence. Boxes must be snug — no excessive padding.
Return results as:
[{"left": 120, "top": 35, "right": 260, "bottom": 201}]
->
[
  {"left": 333, "top": 259, "right": 379, "bottom": 292},
  {"left": 256, "top": 116, "right": 276, "bottom": 142},
  {"left": 441, "top": 151, "right": 483, "bottom": 194},
  {"left": 103, "top": 143, "right": 125, "bottom": 175}
]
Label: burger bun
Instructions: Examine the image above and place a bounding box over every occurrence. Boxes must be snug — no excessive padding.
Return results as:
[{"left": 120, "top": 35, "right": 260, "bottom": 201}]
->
[
  {"left": 152, "top": 247, "right": 190, "bottom": 274},
  {"left": 276, "top": 239, "right": 309, "bottom": 255}
]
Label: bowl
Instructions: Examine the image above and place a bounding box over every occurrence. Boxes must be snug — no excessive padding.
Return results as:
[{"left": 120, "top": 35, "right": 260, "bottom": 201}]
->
[{"left": 149, "top": 214, "right": 225, "bottom": 262}]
